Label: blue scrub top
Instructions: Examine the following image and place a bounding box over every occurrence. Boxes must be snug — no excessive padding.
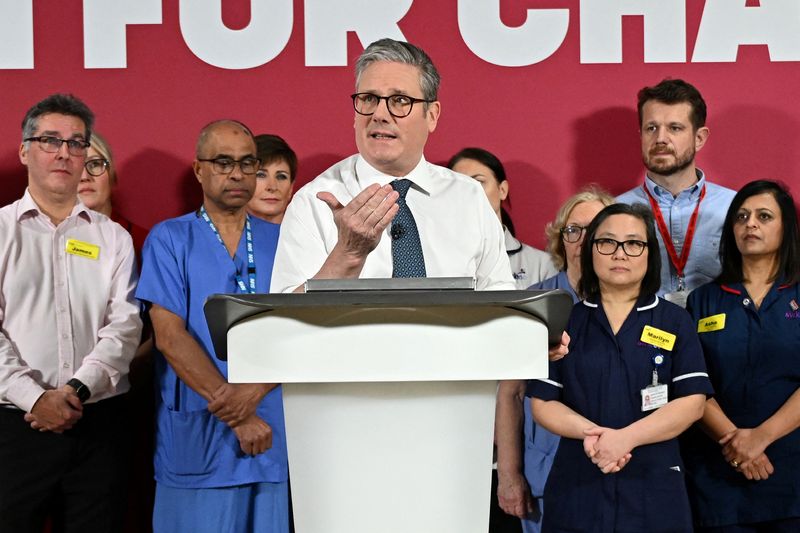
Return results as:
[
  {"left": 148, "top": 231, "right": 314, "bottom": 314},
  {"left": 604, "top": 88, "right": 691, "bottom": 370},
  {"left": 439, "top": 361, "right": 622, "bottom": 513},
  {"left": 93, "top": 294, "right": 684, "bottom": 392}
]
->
[
  {"left": 524, "top": 272, "right": 576, "bottom": 496},
  {"left": 529, "top": 294, "right": 713, "bottom": 532},
  {"left": 682, "top": 280, "right": 800, "bottom": 527},
  {"left": 137, "top": 211, "right": 288, "bottom": 489}
]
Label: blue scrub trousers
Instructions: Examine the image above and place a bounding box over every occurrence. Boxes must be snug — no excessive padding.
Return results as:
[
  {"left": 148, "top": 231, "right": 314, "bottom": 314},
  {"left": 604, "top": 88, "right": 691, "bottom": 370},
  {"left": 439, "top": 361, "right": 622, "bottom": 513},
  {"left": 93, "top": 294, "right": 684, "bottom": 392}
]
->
[{"left": 153, "top": 481, "right": 290, "bottom": 533}]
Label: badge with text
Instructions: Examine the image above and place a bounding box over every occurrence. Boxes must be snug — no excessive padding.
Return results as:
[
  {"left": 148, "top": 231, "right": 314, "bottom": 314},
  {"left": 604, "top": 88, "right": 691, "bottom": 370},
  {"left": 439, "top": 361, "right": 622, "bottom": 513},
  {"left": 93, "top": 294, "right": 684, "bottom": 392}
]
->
[
  {"left": 641, "top": 384, "right": 668, "bottom": 411},
  {"left": 640, "top": 325, "right": 676, "bottom": 351},
  {"left": 65, "top": 239, "right": 100, "bottom": 260},
  {"left": 697, "top": 313, "right": 726, "bottom": 333},
  {"left": 642, "top": 355, "right": 668, "bottom": 411}
]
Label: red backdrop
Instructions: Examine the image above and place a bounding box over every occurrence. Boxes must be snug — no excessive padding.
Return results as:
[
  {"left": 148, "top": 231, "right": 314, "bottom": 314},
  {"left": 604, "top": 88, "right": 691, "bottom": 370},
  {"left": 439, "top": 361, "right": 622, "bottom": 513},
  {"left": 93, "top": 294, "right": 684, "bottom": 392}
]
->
[{"left": 1, "top": 1, "right": 798, "bottom": 249}]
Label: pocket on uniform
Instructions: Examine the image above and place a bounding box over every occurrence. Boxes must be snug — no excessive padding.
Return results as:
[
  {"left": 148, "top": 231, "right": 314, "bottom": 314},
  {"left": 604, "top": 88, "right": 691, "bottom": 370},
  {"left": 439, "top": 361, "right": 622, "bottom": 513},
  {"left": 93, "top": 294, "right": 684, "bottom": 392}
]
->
[
  {"left": 166, "top": 409, "right": 222, "bottom": 475},
  {"left": 642, "top": 465, "right": 693, "bottom": 532}
]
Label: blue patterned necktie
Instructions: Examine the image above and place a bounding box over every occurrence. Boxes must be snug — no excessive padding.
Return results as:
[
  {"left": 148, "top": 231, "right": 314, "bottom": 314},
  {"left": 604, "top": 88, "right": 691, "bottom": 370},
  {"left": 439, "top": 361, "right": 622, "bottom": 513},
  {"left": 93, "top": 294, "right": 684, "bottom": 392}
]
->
[{"left": 390, "top": 179, "right": 426, "bottom": 278}]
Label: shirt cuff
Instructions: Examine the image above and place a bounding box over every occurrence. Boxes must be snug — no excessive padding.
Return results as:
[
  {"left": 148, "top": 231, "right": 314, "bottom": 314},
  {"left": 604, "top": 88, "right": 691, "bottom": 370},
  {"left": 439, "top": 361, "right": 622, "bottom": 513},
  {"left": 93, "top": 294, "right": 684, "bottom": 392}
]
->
[{"left": 6, "top": 376, "right": 47, "bottom": 413}]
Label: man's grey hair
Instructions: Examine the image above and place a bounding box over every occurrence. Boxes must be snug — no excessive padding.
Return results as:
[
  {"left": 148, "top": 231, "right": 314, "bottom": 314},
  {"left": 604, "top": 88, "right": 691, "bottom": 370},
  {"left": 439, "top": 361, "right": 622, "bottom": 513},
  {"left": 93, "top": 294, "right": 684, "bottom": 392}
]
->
[
  {"left": 195, "top": 119, "right": 255, "bottom": 158},
  {"left": 355, "top": 38, "right": 440, "bottom": 104},
  {"left": 21, "top": 93, "right": 94, "bottom": 144}
]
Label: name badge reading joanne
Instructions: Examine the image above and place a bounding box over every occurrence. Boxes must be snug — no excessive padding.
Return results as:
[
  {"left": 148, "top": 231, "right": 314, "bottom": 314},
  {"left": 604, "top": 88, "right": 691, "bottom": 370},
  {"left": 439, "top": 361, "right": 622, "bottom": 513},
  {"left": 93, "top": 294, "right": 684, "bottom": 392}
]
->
[
  {"left": 66, "top": 239, "right": 100, "bottom": 260},
  {"left": 698, "top": 313, "right": 726, "bottom": 333},
  {"left": 640, "top": 325, "right": 676, "bottom": 351}
]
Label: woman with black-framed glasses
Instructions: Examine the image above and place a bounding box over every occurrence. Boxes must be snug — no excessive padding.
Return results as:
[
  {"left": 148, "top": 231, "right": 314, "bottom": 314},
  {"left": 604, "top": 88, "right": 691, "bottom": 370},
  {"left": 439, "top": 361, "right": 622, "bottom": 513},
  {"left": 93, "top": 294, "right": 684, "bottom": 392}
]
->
[
  {"left": 528, "top": 203, "right": 713, "bottom": 532},
  {"left": 78, "top": 132, "right": 148, "bottom": 256}
]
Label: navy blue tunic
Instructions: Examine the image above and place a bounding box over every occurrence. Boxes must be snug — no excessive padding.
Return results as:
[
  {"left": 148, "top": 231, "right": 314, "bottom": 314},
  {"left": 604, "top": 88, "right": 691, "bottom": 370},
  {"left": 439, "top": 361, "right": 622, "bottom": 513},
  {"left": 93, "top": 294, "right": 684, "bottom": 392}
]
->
[
  {"left": 529, "top": 295, "right": 713, "bottom": 533},
  {"left": 682, "top": 281, "right": 800, "bottom": 527}
]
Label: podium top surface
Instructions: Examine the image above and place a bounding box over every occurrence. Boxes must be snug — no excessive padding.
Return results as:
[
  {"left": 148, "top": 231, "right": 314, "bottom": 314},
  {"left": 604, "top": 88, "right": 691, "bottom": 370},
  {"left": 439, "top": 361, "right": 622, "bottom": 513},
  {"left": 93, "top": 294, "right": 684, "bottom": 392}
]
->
[{"left": 205, "top": 289, "right": 574, "bottom": 361}]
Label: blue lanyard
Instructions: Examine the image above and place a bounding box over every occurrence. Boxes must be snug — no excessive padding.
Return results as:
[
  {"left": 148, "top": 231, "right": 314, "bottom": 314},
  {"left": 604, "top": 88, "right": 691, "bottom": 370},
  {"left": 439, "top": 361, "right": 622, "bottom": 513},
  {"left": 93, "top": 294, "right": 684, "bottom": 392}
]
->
[{"left": 199, "top": 206, "right": 256, "bottom": 294}]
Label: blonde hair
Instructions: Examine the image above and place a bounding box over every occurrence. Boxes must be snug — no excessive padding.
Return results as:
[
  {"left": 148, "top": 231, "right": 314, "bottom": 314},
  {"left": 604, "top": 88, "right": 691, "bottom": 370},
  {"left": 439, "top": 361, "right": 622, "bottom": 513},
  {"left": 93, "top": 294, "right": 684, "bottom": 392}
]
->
[
  {"left": 544, "top": 185, "right": 616, "bottom": 270},
  {"left": 88, "top": 131, "right": 117, "bottom": 186}
]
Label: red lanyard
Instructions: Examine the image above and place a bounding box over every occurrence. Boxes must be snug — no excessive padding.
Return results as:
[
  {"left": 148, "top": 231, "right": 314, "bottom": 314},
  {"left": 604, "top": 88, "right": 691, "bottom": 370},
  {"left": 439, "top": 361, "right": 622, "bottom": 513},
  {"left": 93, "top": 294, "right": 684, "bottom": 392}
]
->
[{"left": 642, "top": 184, "right": 706, "bottom": 284}]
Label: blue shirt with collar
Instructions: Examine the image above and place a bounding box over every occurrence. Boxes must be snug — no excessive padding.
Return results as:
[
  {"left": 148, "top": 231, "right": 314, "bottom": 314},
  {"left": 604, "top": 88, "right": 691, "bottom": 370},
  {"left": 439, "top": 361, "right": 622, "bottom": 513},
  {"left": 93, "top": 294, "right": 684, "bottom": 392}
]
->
[
  {"left": 136, "top": 211, "right": 288, "bottom": 489},
  {"left": 528, "top": 294, "right": 713, "bottom": 532},
  {"left": 682, "top": 280, "right": 800, "bottom": 527},
  {"left": 617, "top": 170, "right": 735, "bottom": 295}
]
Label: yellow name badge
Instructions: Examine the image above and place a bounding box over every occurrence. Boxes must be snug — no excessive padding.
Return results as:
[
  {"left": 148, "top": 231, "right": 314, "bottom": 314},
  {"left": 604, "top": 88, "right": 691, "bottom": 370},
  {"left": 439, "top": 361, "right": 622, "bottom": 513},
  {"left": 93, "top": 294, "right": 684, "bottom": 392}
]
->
[
  {"left": 698, "top": 313, "right": 726, "bottom": 333},
  {"left": 65, "top": 239, "right": 100, "bottom": 260},
  {"left": 640, "top": 325, "right": 676, "bottom": 351}
]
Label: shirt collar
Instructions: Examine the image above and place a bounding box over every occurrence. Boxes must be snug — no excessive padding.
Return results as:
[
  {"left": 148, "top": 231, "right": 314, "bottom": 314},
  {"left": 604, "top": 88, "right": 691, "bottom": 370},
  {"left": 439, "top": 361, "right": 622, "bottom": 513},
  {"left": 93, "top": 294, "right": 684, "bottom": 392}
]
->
[
  {"left": 355, "top": 155, "right": 433, "bottom": 195},
  {"left": 643, "top": 168, "right": 706, "bottom": 200},
  {"left": 582, "top": 292, "right": 660, "bottom": 311},
  {"left": 17, "top": 188, "right": 92, "bottom": 223},
  {"left": 504, "top": 227, "right": 522, "bottom": 255}
]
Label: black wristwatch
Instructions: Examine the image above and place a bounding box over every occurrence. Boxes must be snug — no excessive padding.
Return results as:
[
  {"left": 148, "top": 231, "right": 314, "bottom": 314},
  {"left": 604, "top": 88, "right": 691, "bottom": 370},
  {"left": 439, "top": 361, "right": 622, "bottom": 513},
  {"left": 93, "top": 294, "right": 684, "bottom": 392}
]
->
[{"left": 66, "top": 378, "right": 91, "bottom": 403}]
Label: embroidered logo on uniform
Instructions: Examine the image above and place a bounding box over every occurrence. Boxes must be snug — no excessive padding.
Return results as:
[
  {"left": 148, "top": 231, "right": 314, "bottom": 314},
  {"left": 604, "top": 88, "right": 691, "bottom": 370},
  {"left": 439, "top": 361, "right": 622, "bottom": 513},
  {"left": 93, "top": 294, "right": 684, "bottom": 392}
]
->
[
  {"left": 790, "top": 299, "right": 799, "bottom": 311},
  {"left": 786, "top": 311, "right": 800, "bottom": 319},
  {"left": 513, "top": 268, "right": 527, "bottom": 280}
]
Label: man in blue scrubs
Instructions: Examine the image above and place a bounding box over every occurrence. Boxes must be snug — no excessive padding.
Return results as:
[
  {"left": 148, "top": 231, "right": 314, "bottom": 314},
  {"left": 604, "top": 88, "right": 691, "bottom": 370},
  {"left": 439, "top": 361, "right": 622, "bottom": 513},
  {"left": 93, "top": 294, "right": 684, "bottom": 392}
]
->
[
  {"left": 617, "top": 79, "right": 735, "bottom": 306},
  {"left": 136, "top": 120, "right": 288, "bottom": 532}
]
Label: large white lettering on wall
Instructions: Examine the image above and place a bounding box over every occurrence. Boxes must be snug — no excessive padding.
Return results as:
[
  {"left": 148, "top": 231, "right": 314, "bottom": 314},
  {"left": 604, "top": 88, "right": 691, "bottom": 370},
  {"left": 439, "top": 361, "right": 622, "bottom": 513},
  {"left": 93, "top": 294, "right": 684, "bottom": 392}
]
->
[
  {"left": 457, "top": 0, "right": 568, "bottom": 67},
  {"left": 305, "top": 0, "right": 411, "bottom": 66},
  {"left": 84, "top": 0, "right": 162, "bottom": 68},
  {"left": 693, "top": 0, "right": 800, "bottom": 62},
  {"left": 580, "top": 0, "right": 686, "bottom": 63},
  {"left": 0, "top": 0, "right": 33, "bottom": 69},
  {"left": 180, "top": 0, "right": 292, "bottom": 69},
  {"left": 2, "top": 0, "right": 800, "bottom": 69}
]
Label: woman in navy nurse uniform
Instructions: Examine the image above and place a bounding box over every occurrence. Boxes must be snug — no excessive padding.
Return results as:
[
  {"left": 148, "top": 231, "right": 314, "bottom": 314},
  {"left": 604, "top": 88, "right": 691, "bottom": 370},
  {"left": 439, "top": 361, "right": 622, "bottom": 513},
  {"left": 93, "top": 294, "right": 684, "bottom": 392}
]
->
[
  {"left": 529, "top": 203, "right": 713, "bottom": 532},
  {"left": 683, "top": 180, "right": 800, "bottom": 532}
]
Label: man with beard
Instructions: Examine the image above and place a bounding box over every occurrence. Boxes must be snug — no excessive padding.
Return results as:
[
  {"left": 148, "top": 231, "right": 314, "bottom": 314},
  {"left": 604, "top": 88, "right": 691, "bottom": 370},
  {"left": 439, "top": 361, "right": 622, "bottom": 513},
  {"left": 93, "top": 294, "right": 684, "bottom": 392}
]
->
[{"left": 617, "top": 78, "right": 735, "bottom": 306}]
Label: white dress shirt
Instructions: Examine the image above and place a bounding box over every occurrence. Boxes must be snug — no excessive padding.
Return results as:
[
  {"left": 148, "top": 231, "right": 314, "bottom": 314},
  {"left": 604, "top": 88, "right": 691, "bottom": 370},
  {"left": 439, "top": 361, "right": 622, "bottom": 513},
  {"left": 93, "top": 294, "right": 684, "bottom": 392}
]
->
[
  {"left": 271, "top": 155, "right": 515, "bottom": 292},
  {"left": 0, "top": 189, "right": 142, "bottom": 411}
]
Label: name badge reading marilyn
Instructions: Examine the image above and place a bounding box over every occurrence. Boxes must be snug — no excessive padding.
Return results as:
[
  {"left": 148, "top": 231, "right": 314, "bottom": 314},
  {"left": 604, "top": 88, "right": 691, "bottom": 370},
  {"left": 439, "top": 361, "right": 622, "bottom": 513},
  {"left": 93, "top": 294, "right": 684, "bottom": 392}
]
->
[
  {"left": 640, "top": 325, "right": 676, "bottom": 351},
  {"left": 698, "top": 313, "right": 726, "bottom": 333},
  {"left": 65, "top": 239, "right": 100, "bottom": 260}
]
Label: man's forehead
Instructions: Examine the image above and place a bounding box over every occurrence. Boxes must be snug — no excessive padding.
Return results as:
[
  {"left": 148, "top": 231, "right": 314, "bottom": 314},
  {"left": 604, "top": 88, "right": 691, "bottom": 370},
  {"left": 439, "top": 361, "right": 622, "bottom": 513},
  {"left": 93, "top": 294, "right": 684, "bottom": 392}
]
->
[
  {"left": 35, "top": 113, "right": 87, "bottom": 137},
  {"left": 200, "top": 126, "right": 255, "bottom": 155},
  {"left": 357, "top": 61, "right": 422, "bottom": 92},
  {"left": 642, "top": 101, "right": 693, "bottom": 121}
]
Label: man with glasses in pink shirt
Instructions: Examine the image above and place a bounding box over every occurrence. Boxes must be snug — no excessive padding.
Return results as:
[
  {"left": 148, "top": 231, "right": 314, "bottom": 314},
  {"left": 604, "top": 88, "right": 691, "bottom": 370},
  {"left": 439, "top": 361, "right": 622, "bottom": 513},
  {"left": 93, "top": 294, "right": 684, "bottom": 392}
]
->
[{"left": 0, "top": 94, "right": 142, "bottom": 532}]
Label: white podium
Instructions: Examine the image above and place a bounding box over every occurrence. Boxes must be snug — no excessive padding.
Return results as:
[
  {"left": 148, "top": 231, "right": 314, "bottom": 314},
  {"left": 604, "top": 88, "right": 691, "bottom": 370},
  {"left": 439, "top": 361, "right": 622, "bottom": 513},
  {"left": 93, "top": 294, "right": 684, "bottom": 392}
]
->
[{"left": 205, "top": 288, "right": 571, "bottom": 533}]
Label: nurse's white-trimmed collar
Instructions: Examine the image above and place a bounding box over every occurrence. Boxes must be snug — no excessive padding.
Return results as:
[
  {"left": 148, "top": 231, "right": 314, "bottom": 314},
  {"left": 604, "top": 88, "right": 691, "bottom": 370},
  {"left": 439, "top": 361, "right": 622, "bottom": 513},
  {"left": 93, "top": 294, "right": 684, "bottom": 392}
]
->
[
  {"left": 582, "top": 294, "right": 659, "bottom": 311},
  {"left": 355, "top": 155, "right": 432, "bottom": 196}
]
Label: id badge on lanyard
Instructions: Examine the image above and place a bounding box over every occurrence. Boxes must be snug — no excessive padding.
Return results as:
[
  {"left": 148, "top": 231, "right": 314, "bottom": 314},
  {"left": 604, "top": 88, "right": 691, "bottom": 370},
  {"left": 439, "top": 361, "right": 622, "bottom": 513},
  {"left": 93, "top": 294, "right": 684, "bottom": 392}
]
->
[{"left": 643, "top": 184, "right": 706, "bottom": 306}]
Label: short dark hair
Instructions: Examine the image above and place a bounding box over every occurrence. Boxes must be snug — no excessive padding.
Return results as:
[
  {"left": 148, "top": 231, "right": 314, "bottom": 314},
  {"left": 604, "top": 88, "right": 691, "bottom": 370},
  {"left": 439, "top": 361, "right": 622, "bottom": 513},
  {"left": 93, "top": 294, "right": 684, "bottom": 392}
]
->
[
  {"left": 718, "top": 180, "right": 800, "bottom": 286},
  {"left": 578, "top": 203, "right": 662, "bottom": 300},
  {"left": 637, "top": 78, "right": 707, "bottom": 131},
  {"left": 21, "top": 93, "right": 94, "bottom": 142},
  {"left": 355, "top": 38, "right": 440, "bottom": 103},
  {"left": 255, "top": 134, "right": 297, "bottom": 181}
]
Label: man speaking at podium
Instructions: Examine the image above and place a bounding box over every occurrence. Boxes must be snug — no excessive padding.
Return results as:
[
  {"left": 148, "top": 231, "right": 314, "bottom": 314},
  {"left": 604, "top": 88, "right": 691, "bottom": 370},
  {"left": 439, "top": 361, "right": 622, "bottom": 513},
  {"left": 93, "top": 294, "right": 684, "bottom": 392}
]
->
[{"left": 271, "top": 38, "right": 515, "bottom": 292}]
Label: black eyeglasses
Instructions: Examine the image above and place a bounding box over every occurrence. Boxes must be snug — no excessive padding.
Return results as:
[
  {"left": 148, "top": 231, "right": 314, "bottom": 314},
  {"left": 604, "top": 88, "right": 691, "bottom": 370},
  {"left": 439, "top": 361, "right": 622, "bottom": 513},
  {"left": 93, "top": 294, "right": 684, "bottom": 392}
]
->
[
  {"left": 25, "top": 136, "right": 90, "bottom": 157},
  {"left": 593, "top": 238, "right": 648, "bottom": 257},
  {"left": 560, "top": 225, "right": 588, "bottom": 243},
  {"left": 351, "top": 93, "right": 433, "bottom": 118},
  {"left": 84, "top": 158, "right": 109, "bottom": 177},
  {"left": 197, "top": 157, "right": 261, "bottom": 175}
]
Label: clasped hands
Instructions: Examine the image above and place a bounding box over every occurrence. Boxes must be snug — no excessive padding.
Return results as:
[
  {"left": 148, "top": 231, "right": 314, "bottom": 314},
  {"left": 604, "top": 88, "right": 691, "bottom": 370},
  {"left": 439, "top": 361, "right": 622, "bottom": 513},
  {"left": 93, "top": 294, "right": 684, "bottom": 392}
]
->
[
  {"left": 582, "top": 426, "right": 633, "bottom": 474},
  {"left": 719, "top": 427, "right": 774, "bottom": 481},
  {"left": 209, "top": 383, "right": 273, "bottom": 457}
]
